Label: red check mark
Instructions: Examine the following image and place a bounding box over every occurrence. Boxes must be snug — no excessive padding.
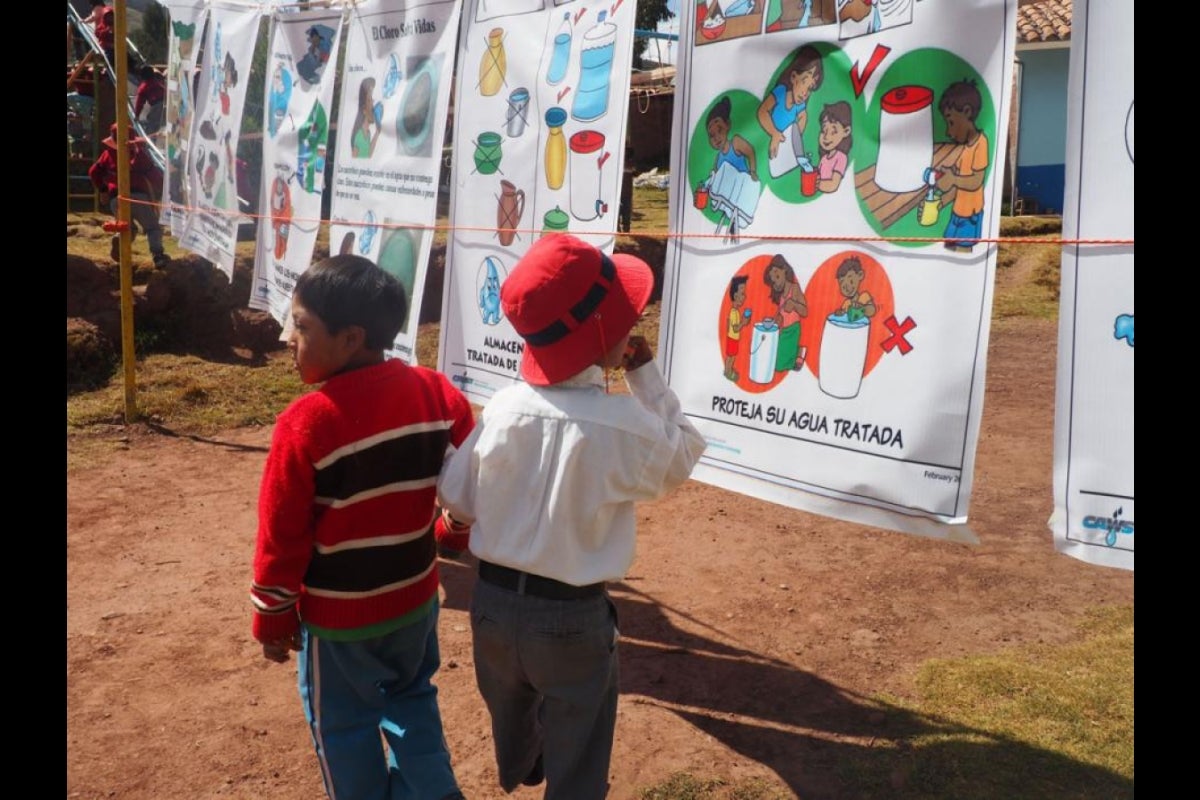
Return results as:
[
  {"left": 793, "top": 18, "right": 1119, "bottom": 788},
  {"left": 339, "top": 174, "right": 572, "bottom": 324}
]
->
[
  {"left": 558, "top": 86, "right": 571, "bottom": 103},
  {"left": 850, "top": 44, "right": 891, "bottom": 98}
]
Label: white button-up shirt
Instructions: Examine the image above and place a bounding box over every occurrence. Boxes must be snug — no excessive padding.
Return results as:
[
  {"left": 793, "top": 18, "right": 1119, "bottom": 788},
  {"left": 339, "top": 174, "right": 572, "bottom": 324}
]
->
[{"left": 437, "top": 362, "right": 707, "bottom": 586}]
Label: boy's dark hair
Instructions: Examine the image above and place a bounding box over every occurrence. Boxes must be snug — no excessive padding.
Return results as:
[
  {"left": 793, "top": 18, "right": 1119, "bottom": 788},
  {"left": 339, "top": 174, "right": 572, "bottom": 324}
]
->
[
  {"left": 707, "top": 95, "right": 732, "bottom": 128},
  {"left": 293, "top": 255, "right": 408, "bottom": 350},
  {"left": 939, "top": 79, "right": 982, "bottom": 121},
  {"left": 729, "top": 274, "right": 749, "bottom": 300},
  {"left": 836, "top": 256, "right": 864, "bottom": 279}
]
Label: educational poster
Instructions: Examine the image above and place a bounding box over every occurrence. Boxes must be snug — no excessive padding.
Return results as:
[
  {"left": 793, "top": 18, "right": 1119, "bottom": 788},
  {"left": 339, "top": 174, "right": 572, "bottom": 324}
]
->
[
  {"left": 661, "top": 0, "right": 1015, "bottom": 539},
  {"left": 327, "top": 0, "right": 461, "bottom": 363},
  {"left": 177, "top": 1, "right": 262, "bottom": 278},
  {"left": 1049, "top": 0, "right": 1134, "bottom": 571},
  {"left": 160, "top": 0, "right": 209, "bottom": 235},
  {"left": 249, "top": 7, "right": 344, "bottom": 325},
  {"left": 437, "top": 0, "right": 637, "bottom": 401}
]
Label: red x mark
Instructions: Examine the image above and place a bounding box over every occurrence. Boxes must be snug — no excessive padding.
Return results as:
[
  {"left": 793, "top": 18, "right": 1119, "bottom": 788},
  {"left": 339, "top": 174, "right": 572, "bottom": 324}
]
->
[{"left": 882, "top": 315, "right": 916, "bottom": 354}]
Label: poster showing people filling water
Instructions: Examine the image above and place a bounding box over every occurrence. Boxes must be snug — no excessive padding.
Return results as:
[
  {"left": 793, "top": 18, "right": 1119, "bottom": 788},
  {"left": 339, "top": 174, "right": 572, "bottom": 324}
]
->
[
  {"left": 1050, "top": 0, "right": 1134, "bottom": 572},
  {"left": 659, "top": 0, "right": 1017, "bottom": 538},
  {"left": 177, "top": 1, "right": 260, "bottom": 279},
  {"left": 437, "top": 0, "right": 638, "bottom": 402},
  {"left": 325, "top": 0, "right": 461, "bottom": 363},
  {"left": 249, "top": 7, "right": 344, "bottom": 328}
]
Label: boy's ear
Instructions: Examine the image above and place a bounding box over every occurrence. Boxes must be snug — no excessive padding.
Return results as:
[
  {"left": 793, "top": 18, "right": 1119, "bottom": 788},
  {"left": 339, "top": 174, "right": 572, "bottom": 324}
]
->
[{"left": 339, "top": 324, "right": 367, "bottom": 353}]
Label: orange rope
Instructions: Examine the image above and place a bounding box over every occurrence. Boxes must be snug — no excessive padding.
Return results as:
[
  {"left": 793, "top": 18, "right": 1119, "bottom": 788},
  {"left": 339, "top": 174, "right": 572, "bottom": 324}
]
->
[{"left": 125, "top": 196, "right": 1136, "bottom": 247}]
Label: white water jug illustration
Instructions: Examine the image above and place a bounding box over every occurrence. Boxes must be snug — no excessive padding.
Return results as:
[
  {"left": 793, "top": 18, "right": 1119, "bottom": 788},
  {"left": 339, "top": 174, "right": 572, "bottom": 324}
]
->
[
  {"left": 818, "top": 313, "right": 870, "bottom": 398},
  {"left": 749, "top": 319, "right": 780, "bottom": 384}
]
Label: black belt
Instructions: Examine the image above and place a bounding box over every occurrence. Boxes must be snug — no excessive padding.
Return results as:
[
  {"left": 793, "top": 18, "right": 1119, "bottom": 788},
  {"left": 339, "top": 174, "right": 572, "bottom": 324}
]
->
[{"left": 478, "top": 560, "right": 605, "bottom": 600}]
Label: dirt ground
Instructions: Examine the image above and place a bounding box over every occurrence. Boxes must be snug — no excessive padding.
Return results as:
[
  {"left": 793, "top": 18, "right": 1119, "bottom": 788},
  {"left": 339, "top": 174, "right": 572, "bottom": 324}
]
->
[{"left": 66, "top": 314, "right": 1134, "bottom": 800}]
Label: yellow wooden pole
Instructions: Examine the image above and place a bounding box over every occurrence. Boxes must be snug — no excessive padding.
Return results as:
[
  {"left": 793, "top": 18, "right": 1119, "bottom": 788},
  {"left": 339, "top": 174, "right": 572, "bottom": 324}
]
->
[{"left": 113, "top": 0, "right": 138, "bottom": 423}]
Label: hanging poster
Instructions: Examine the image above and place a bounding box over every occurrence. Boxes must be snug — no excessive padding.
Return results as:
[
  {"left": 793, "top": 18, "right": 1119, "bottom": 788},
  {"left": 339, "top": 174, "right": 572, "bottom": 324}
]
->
[
  {"left": 1049, "top": 0, "right": 1134, "bottom": 571},
  {"left": 327, "top": 0, "right": 462, "bottom": 363},
  {"left": 249, "top": 6, "right": 345, "bottom": 324},
  {"left": 437, "top": 0, "right": 638, "bottom": 401},
  {"left": 160, "top": 0, "right": 209, "bottom": 235},
  {"left": 658, "top": 0, "right": 1016, "bottom": 539},
  {"left": 177, "top": 0, "right": 262, "bottom": 279}
]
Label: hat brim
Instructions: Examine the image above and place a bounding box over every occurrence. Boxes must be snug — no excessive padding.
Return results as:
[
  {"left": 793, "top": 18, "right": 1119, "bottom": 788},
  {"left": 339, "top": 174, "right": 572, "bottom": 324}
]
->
[{"left": 519, "top": 252, "right": 655, "bottom": 386}]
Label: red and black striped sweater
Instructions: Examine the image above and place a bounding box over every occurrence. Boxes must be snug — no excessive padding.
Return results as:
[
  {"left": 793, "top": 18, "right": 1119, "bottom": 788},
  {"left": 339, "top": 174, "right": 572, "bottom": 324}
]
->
[{"left": 251, "top": 359, "right": 475, "bottom": 643}]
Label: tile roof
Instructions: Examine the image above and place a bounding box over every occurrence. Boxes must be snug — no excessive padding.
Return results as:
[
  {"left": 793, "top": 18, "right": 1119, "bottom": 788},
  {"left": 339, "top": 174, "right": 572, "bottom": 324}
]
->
[{"left": 1016, "top": 0, "right": 1072, "bottom": 43}]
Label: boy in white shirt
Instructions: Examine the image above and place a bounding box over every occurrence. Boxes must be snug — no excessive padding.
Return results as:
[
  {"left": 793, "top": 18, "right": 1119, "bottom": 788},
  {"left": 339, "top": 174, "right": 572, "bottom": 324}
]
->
[{"left": 437, "top": 234, "right": 706, "bottom": 800}]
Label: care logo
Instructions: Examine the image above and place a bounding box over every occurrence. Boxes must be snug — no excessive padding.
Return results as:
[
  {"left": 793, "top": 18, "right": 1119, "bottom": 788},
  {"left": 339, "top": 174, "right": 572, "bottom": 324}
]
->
[{"left": 1082, "top": 507, "right": 1134, "bottom": 547}]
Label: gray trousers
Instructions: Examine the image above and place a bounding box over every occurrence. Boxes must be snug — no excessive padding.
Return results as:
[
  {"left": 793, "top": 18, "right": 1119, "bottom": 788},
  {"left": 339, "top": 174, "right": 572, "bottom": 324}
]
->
[
  {"left": 470, "top": 578, "right": 619, "bottom": 800},
  {"left": 109, "top": 194, "right": 164, "bottom": 257}
]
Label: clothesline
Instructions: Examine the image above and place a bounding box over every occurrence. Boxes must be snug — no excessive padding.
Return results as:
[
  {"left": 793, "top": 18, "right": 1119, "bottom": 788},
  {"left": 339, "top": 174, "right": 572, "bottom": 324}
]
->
[{"left": 130, "top": 196, "right": 1135, "bottom": 246}]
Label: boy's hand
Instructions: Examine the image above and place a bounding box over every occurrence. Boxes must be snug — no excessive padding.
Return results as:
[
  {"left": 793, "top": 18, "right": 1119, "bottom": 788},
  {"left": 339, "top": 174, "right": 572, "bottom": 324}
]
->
[
  {"left": 622, "top": 335, "right": 654, "bottom": 372},
  {"left": 262, "top": 632, "right": 302, "bottom": 663}
]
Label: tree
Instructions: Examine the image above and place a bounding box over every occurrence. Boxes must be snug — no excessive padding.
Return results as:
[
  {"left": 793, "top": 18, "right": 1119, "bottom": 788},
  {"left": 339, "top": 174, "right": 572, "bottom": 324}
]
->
[
  {"left": 634, "top": 0, "right": 674, "bottom": 68},
  {"left": 131, "top": 0, "right": 169, "bottom": 65}
]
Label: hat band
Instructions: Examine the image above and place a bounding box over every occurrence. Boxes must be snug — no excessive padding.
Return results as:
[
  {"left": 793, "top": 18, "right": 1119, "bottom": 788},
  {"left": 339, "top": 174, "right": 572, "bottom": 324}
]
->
[{"left": 522, "top": 254, "right": 616, "bottom": 347}]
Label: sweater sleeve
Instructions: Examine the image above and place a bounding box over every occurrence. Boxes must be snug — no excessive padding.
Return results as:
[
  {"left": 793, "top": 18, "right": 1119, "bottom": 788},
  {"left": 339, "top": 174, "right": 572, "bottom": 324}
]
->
[
  {"left": 434, "top": 377, "right": 477, "bottom": 552},
  {"left": 250, "top": 417, "right": 316, "bottom": 643}
]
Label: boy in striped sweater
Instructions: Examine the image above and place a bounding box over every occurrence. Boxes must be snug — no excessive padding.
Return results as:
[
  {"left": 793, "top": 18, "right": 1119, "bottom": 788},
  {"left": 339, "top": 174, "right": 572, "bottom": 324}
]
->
[{"left": 251, "top": 254, "right": 474, "bottom": 800}]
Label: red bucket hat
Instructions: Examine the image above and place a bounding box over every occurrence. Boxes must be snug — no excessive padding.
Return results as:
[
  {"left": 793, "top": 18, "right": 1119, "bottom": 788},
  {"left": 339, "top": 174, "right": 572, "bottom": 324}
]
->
[{"left": 501, "top": 234, "right": 654, "bottom": 386}]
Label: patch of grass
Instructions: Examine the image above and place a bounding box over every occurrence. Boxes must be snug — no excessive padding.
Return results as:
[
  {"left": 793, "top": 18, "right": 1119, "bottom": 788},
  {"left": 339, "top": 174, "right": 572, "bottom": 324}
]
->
[
  {"left": 836, "top": 605, "right": 1134, "bottom": 800},
  {"left": 67, "top": 351, "right": 309, "bottom": 437},
  {"left": 639, "top": 773, "right": 790, "bottom": 800},
  {"left": 992, "top": 239, "right": 1062, "bottom": 321},
  {"left": 999, "top": 215, "right": 1063, "bottom": 238},
  {"left": 623, "top": 184, "right": 672, "bottom": 239}
]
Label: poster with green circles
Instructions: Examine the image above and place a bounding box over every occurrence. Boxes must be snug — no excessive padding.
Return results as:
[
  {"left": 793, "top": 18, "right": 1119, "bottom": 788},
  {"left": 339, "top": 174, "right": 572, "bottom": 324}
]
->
[{"left": 661, "top": 0, "right": 1019, "bottom": 541}]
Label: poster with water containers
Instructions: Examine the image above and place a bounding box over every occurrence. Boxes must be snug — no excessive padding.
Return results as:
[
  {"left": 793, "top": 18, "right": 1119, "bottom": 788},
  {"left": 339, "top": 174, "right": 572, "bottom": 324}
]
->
[
  {"left": 438, "top": 0, "right": 637, "bottom": 402},
  {"left": 1049, "top": 0, "right": 1134, "bottom": 572},
  {"left": 658, "top": 0, "right": 1017, "bottom": 541}
]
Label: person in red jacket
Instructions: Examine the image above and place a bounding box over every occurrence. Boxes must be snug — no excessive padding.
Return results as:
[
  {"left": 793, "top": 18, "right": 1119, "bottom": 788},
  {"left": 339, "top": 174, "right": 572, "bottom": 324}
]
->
[
  {"left": 134, "top": 65, "right": 167, "bottom": 134},
  {"left": 88, "top": 123, "right": 168, "bottom": 266},
  {"left": 84, "top": 0, "right": 114, "bottom": 65},
  {"left": 250, "top": 254, "right": 474, "bottom": 800}
]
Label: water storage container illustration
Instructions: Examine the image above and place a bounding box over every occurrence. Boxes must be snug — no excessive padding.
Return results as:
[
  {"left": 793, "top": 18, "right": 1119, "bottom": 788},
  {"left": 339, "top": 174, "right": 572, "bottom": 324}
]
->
[
  {"left": 873, "top": 85, "right": 934, "bottom": 194},
  {"left": 572, "top": 11, "right": 617, "bottom": 122},
  {"left": 547, "top": 12, "right": 572, "bottom": 86},
  {"left": 818, "top": 313, "right": 871, "bottom": 399}
]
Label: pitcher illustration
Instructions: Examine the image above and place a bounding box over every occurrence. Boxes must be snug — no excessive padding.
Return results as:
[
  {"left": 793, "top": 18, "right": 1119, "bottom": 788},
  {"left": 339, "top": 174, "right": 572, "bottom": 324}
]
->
[{"left": 496, "top": 180, "right": 526, "bottom": 246}]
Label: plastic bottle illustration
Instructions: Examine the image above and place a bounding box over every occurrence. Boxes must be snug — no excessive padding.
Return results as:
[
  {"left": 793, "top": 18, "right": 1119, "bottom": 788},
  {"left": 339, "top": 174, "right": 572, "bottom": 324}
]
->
[
  {"left": 479, "top": 27, "right": 507, "bottom": 97},
  {"left": 544, "top": 106, "right": 568, "bottom": 190},
  {"left": 572, "top": 10, "right": 617, "bottom": 122},
  {"left": 547, "top": 12, "right": 572, "bottom": 86}
]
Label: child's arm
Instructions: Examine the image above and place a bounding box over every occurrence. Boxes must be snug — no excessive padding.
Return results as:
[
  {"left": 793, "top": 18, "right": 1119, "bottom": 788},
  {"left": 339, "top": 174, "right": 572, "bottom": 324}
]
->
[
  {"left": 757, "top": 92, "right": 784, "bottom": 157},
  {"left": 735, "top": 135, "right": 759, "bottom": 181},
  {"left": 250, "top": 420, "right": 316, "bottom": 658},
  {"left": 433, "top": 382, "right": 479, "bottom": 554}
]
